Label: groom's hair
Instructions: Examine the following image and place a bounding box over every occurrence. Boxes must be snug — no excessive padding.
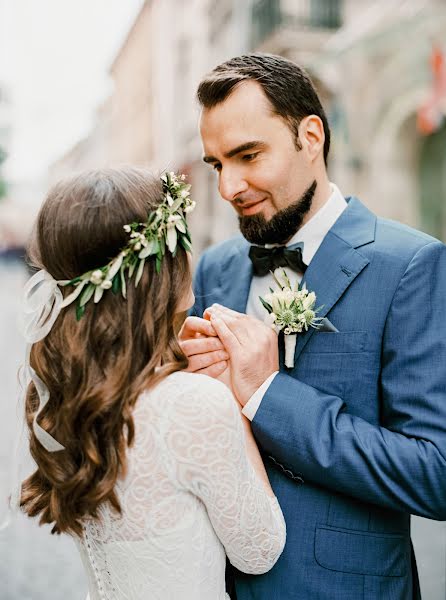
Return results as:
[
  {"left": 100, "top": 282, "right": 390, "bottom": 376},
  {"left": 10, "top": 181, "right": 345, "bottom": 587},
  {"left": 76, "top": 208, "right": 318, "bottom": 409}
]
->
[{"left": 197, "top": 53, "right": 331, "bottom": 165}]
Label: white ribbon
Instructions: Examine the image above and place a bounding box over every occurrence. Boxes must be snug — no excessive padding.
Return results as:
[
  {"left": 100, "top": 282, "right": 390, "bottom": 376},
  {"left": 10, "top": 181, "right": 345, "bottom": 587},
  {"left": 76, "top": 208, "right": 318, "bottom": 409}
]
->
[
  {"left": 1, "top": 270, "right": 65, "bottom": 531},
  {"left": 21, "top": 270, "right": 66, "bottom": 452}
]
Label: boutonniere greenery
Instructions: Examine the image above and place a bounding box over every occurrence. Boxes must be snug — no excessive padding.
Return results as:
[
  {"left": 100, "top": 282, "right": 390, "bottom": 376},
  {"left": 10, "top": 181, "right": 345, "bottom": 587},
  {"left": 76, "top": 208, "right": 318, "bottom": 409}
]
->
[{"left": 259, "top": 269, "right": 323, "bottom": 368}]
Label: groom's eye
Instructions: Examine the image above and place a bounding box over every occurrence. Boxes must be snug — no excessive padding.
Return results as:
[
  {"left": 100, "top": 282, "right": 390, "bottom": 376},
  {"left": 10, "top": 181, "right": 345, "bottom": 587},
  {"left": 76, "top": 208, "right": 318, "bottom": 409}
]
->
[
  {"left": 242, "top": 153, "right": 259, "bottom": 162},
  {"left": 212, "top": 163, "right": 222, "bottom": 172}
]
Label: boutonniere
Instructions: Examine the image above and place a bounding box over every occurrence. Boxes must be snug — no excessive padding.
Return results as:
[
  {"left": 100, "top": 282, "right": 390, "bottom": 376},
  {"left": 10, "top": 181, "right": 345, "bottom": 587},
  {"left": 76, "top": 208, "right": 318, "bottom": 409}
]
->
[{"left": 259, "top": 269, "right": 323, "bottom": 368}]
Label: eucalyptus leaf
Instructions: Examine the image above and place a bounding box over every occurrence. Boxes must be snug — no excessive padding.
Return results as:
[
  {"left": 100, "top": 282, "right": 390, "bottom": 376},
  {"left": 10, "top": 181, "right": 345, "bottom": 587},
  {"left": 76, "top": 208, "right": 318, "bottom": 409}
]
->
[
  {"left": 60, "top": 279, "right": 89, "bottom": 308},
  {"left": 128, "top": 261, "right": 137, "bottom": 278},
  {"left": 135, "top": 258, "right": 146, "bottom": 287},
  {"left": 171, "top": 197, "right": 182, "bottom": 212},
  {"left": 79, "top": 283, "right": 96, "bottom": 307},
  {"left": 107, "top": 253, "right": 124, "bottom": 280},
  {"left": 138, "top": 245, "right": 152, "bottom": 259},
  {"left": 167, "top": 227, "right": 177, "bottom": 253},
  {"left": 120, "top": 267, "right": 127, "bottom": 299},
  {"left": 175, "top": 219, "right": 186, "bottom": 234},
  {"left": 94, "top": 285, "right": 104, "bottom": 304}
]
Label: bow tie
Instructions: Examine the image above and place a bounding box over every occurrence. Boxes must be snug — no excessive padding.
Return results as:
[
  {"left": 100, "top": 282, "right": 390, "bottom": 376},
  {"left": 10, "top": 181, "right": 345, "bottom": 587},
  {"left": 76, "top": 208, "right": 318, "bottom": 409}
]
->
[{"left": 248, "top": 242, "right": 307, "bottom": 277}]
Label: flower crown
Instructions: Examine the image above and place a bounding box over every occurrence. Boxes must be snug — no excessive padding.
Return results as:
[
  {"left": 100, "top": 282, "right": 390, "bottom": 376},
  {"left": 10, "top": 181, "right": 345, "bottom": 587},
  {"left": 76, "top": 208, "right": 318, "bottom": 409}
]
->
[{"left": 60, "top": 172, "right": 195, "bottom": 320}]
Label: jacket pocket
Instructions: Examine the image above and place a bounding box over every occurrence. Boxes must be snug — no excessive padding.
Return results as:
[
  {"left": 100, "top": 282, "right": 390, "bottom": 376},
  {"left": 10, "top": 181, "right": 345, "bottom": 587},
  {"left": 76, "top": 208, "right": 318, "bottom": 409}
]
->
[
  {"left": 305, "top": 330, "right": 368, "bottom": 354},
  {"left": 314, "top": 525, "right": 407, "bottom": 577}
]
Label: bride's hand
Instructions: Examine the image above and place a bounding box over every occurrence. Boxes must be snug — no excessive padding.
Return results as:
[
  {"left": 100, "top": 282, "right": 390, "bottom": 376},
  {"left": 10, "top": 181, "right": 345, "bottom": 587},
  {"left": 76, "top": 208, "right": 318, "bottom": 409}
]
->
[{"left": 215, "top": 361, "right": 233, "bottom": 391}]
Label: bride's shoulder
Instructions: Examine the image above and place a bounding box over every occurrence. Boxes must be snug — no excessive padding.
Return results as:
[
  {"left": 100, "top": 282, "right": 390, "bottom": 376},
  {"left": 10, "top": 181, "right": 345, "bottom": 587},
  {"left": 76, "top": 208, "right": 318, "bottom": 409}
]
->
[{"left": 159, "top": 371, "right": 237, "bottom": 418}]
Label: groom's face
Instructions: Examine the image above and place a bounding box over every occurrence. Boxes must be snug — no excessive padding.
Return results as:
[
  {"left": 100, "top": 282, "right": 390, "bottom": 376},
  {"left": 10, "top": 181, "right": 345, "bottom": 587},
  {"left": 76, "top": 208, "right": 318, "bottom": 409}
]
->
[{"left": 200, "top": 81, "right": 318, "bottom": 244}]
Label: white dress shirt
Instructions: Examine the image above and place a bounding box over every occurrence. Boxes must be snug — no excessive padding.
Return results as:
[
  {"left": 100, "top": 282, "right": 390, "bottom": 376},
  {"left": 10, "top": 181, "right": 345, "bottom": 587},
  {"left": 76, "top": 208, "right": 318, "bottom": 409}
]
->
[{"left": 242, "top": 183, "right": 347, "bottom": 420}]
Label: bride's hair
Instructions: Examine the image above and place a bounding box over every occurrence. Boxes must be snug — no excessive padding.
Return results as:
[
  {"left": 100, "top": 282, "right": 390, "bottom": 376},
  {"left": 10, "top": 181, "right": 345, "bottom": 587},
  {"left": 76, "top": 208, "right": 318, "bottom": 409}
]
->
[{"left": 20, "top": 167, "right": 191, "bottom": 536}]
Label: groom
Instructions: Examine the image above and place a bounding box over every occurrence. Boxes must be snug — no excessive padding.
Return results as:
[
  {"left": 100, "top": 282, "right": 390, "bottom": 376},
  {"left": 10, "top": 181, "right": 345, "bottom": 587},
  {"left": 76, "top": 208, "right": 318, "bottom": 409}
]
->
[{"left": 181, "top": 53, "right": 446, "bottom": 599}]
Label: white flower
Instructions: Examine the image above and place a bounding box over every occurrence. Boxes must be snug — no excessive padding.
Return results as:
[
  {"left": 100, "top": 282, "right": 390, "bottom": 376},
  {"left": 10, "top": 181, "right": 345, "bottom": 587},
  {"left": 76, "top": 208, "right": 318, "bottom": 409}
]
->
[
  {"left": 90, "top": 270, "right": 103, "bottom": 285},
  {"left": 180, "top": 189, "right": 190, "bottom": 198},
  {"left": 134, "top": 242, "right": 142, "bottom": 251},
  {"left": 123, "top": 224, "right": 131, "bottom": 233},
  {"left": 270, "top": 289, "right": 295, "bottom": 313},
  {"left": 180, "top": 174, "right": 186, "bottom": 180},
  {"left": 101, "top": 280, "right": 112, "bottom": 290},
  {"left": 184, "top": 200, "right": 196, "bottom": 213},
  {"left": 302, "top": 291, "right": 316, "bottom": 310}
]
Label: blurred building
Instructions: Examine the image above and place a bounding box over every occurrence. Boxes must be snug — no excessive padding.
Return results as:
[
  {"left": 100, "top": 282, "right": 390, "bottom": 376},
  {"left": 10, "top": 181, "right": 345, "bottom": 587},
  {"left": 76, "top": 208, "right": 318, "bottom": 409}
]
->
[{"left": 49, "top": 0, "right": 446, "bottom": 255}]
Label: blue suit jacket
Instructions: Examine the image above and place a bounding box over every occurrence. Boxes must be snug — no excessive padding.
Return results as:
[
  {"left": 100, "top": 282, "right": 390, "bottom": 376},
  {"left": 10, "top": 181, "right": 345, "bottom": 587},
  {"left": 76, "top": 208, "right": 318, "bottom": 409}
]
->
[{"left": 192, "top": 198, "right": 446, "bottom": 600}]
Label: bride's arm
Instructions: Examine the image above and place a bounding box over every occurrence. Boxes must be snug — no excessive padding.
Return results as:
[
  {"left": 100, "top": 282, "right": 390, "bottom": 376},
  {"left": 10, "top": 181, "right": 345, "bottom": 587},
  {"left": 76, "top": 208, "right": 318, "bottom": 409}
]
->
[
  {"left": 168, "top": 376, "right": 286, "bottom": 575},
  {"left": 217, "top": 364, "right": 274, "bottom": 497}
]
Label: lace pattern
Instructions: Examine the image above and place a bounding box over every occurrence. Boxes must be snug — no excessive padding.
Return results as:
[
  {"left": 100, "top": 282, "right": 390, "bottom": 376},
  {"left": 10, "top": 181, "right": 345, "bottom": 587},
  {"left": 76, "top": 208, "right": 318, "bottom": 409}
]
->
[{"left": 76, "top": 372, "right": 286, "bottom": 599}]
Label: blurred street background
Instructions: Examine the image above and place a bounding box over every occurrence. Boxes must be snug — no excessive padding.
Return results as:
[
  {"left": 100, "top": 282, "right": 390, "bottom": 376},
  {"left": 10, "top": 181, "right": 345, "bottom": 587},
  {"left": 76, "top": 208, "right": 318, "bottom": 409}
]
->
[{"left": 1, "top": 0, "right": 446, "bottom": 598}]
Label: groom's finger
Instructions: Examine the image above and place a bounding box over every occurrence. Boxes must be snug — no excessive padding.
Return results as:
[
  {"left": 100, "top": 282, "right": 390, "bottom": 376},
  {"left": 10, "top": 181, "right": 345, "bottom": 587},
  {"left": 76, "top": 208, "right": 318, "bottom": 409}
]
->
[
  {"left": 210, "top": 314, "right": 241, "bottom": 353},
  {"left": 179, "top": 316, "right": 217, "bottom": 340},
  {"left": 205, "top": 304, "right": 243, "bottom": 320},
  {"left": 181, "top": 336, "right": 226, "bottom": 357},
  {"left": 185, "top": 349, "right": 229, "bottom": 373}
]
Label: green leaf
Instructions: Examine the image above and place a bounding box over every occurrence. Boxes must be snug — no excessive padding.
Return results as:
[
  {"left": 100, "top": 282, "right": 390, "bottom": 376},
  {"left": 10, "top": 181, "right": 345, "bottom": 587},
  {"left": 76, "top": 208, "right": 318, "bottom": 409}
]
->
[
  {"left": 259, "top": 296, "right": 272, "bottom": 312},
  {"left": 159, "top": 235, "right": 166, "bottom": 256},
  {"left": 79, "top": 283, "right": 96, "bottom": 307},
  {"left": 112, "top": 274, "right": 121, "bottom": 295},
  {"left": 76, "top": 303, "right": 86, "bottom": 321},
  {"left": 179, "top": 236, "right": 192, "bottom": 252},
  {"left": 155, "top": 257, "right": 161, "bottom": 273}
]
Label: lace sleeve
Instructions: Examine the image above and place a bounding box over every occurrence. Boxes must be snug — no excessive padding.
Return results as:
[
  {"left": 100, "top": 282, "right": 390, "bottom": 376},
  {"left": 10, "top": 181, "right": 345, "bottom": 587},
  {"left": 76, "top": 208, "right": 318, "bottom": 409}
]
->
[{"left": 165, "top": 373, "right": 286, "bottom": 574}]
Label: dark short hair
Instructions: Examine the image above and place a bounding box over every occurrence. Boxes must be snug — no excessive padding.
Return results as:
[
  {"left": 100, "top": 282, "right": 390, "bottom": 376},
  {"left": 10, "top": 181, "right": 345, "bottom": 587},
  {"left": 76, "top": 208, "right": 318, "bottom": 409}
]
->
[{"left": 197, "top": 53, "right": 331, "bottom": 165}]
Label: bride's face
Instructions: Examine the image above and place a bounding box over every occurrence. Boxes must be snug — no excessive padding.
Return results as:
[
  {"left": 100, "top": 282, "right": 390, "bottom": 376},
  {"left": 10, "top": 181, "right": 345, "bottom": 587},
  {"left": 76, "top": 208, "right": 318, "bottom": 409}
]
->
[{"left": 176, "top": 252, "right": 195, "bottom": 313}]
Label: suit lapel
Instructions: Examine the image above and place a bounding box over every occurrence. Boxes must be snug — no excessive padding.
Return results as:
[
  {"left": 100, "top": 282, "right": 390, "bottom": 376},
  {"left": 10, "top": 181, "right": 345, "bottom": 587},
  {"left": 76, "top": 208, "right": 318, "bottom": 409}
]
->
[
  {"left": 219, "top": 242, "right": 253, "bottom": 313},
  {"left": 293, "top": 198, "right": 376, "bottom": 361}
]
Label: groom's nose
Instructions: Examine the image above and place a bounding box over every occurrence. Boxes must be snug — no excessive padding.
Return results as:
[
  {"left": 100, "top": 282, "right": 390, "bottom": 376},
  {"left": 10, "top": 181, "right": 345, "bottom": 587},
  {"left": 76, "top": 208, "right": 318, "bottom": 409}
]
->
[{"left": 218, "top": 167, "right": 249, "bottom": 202}]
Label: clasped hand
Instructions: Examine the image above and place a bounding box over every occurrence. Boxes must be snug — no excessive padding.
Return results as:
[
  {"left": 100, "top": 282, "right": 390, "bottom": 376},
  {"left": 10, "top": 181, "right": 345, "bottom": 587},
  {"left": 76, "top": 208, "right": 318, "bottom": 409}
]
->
[{"left": 179, "top": 305, "right": 279, "bottom": 406}]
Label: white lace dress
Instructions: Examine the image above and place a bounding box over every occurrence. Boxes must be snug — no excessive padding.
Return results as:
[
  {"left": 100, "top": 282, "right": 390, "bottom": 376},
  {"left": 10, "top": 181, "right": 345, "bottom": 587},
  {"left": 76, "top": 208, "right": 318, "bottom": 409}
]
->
[{"left": 75, "top": 371, "right": 286, "bottom": 600}]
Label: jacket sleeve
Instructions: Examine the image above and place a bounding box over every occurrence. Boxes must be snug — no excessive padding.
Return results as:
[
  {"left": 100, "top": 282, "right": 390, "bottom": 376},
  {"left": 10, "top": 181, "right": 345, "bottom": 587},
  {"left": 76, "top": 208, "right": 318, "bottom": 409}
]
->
[
  {"left": 252, "top": 241, "right": 446, "bottom": 520},
  {"left": 190, "top": 253, "right": 206, "bottom": 317}
]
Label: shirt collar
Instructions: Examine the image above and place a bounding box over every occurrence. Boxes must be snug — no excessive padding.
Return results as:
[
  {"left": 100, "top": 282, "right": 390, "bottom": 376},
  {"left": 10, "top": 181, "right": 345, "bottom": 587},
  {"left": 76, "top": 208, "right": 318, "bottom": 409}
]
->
[{"left": 285, "top": 182, "right": 347, "bottom": 265}]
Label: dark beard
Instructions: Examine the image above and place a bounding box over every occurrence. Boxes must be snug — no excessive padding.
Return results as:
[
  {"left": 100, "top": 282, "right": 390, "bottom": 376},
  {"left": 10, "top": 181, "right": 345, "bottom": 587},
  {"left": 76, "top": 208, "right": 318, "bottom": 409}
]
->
[{"left": 238, "top": 180, "right": 317, "bottom": 245}]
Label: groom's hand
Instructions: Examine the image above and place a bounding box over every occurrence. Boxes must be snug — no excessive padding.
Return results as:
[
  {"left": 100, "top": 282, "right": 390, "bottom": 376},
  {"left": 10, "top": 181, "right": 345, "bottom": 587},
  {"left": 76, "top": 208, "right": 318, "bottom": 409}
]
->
[
  {"left": 205, "top": 304, "right": 279, "bottom": 406},
  {"left": 179, "top": 316, "right": 229, "bottom": 378}
]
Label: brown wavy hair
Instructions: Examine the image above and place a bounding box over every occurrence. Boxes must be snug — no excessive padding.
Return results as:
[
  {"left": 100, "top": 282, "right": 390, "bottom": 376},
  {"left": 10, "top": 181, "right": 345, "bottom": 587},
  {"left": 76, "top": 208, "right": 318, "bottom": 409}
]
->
[{"left": 20, "top": 167, "right": 191, "bottom": 536}]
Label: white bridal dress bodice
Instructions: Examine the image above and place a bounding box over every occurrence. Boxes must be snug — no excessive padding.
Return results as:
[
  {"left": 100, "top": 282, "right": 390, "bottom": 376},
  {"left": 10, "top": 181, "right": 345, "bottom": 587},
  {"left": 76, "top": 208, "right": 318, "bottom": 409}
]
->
[{"left": 75, "top": 371, "right": 286, "bottom": 600}]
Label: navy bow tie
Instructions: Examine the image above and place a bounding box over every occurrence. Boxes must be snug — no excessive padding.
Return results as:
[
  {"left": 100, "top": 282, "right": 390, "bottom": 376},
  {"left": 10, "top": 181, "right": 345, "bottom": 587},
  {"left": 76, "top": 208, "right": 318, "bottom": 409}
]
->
[{"left": 248, "top": 242, "right": 307, "bottom": 277}]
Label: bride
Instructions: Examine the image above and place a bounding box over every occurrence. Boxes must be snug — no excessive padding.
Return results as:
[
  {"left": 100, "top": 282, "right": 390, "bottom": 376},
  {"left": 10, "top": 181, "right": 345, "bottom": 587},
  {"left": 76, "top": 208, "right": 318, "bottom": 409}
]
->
[{"left": 19, "top": 167, "right": 285, "bottom": 599}]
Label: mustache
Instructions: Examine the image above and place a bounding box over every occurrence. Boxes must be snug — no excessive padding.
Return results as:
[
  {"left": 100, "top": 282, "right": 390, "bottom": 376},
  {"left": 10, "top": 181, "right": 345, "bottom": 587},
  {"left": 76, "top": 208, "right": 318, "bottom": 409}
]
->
[{"left": 233, "top": 196, "right": 265, "bottom": 207}]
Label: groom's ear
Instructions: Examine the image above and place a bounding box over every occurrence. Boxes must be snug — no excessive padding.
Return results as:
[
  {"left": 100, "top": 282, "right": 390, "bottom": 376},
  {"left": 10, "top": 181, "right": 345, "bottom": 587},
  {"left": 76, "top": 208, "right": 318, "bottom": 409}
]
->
[{"left": 298, "top": 115, "right": 325, "bottom": 163}]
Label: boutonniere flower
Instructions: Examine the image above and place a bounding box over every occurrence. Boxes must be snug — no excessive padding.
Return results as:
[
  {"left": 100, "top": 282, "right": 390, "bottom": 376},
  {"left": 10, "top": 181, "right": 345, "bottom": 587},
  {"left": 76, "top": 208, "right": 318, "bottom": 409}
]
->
[{"left": 260, "top": 269, "right": 323, "bottom": 368}]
